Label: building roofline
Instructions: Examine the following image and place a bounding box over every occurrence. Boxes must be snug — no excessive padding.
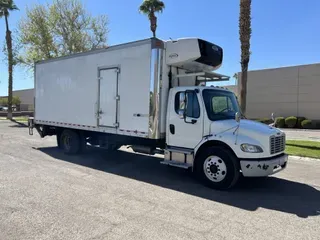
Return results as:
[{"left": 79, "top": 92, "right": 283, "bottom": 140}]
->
[
  {"left": 238, "top": 62, "right": 320, "bottom": 74},
  {"left": 13, "top": 88, "right": 34, "bottom": 91}
]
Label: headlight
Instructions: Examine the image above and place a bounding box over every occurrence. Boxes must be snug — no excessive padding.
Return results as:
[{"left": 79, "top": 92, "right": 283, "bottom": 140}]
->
[{"left": 240, "top": 144, "right": 263, "bottom": 153}]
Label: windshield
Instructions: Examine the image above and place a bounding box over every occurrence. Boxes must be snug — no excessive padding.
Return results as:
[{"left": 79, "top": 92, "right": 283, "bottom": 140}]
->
[{"left": 202, "top": 89, "right": 240, "bottom": 121}]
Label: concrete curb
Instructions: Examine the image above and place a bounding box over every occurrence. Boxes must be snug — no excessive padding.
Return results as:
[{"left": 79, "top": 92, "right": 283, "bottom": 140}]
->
[
  {"left": 289, "top": 155, "right": 320, "bottom": 161},
  {"left": 281, "top": 128, "right": 320, "bottom": 132}
]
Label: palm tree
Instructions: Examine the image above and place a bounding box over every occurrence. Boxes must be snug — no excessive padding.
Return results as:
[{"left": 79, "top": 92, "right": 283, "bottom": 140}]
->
[
  {"left": 239, "top": 0, "right": 251, "bottom": 115},
  {"left": 0, "top": 0, "right": 18, "bottom": 120},
  {"left": 139, "top": 0, "right": 165, "bottom": 38}
]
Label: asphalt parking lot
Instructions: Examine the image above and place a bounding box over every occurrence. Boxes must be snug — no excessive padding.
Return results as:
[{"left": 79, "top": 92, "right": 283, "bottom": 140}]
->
[{"left": 0, "top": 121, "right": 319, "bottom": 240}]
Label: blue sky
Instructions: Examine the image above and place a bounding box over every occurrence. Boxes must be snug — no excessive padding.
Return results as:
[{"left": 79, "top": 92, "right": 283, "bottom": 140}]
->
[{"left": 0, "top": 0, "right": 320, "bottom": 96}]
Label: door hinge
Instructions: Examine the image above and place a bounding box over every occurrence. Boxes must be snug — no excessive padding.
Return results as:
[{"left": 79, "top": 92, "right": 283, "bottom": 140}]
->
[
  {"left": 115, "top": 68, "right": 120, "bottom": 73},
  {"left": 113, "top": 123, "right": 119, "bottom": 127},
  {"left": 98, "top": 77, "right": 103, "bottom": 80},
  {"left": 115, "top": 95, "right": 120, "bottom": 100}
]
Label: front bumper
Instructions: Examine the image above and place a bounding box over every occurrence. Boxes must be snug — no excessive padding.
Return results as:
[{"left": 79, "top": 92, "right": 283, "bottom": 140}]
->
[{"left": 240, "top": 154, "right": 288, "bottom": 177}]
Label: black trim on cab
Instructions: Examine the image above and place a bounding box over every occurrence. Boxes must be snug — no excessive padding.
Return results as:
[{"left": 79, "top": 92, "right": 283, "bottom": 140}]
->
[
  {"left": 195, "top": 39, "right": 223, "bottom": 68},
  {"left": 239, "top": 153, "right": 286, "bottom": 162}
]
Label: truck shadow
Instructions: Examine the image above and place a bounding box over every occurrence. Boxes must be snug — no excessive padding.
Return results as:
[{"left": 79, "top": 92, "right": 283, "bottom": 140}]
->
[
  {"left": 8, "top": 120, "right": 28, "bottom": 128},
  {"left": 37, "top": 146, "right": 320, "bottom": 219}
]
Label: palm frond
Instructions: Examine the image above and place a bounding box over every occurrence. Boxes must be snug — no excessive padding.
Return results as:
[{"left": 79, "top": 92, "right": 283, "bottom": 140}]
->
[
  {"left": 0, "top": 0, "right": 19, "bottom": 11},
  {"left": 139, "top": 4, "right": 150, "bottom": 14},
  {"left": 10, "top": 3, "right": 19, "bottom": 11},
  {"left": 153, "top": 1, "right": 165, "bottom": 12},
  {"left": 0, "top": 8, "right": 8, "bottom": 18},
  {"left": 139, "top": 0, "right": 165, "bottom": 14}
]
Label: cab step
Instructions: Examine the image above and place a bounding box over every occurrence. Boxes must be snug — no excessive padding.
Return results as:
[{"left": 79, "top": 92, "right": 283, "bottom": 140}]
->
[{"left": 160, "top": 160, "right": 192, "bottom": 169}]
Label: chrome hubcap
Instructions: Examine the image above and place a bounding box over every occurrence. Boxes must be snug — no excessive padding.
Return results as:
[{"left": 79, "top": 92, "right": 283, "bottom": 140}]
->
[{"left": 203, "top": 156, "right": 227, "bottom": 182}]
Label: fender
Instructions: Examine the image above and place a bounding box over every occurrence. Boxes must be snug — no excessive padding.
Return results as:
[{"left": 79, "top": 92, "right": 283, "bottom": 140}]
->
[
  {"left": 194, "top": 131, "right": 266, "bottom": 161},
  {"left": 194, "top": 132, "right": 238, "bottom": 161}
]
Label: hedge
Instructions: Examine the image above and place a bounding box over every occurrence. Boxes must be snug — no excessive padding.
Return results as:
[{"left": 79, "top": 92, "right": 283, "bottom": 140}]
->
[
  {"left": 253, "top": 116, "right": 320, "bottom": 129},
  {"left": 301, "top": 120, "right": 313, "bottom": 129},
  {"left": 285, "top": 116, "right": 297, "bottom": 128},
  {"left": 297, "top": 117, "right": 306, "bottom": 128},
  {"left": 275, "top": 117, "right": 285, "bottom": 128}
]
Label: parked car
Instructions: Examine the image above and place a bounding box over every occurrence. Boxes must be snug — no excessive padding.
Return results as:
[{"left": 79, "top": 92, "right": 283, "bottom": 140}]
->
[{"left": 0, "top": 106, "right": 8, "bottom": 111}]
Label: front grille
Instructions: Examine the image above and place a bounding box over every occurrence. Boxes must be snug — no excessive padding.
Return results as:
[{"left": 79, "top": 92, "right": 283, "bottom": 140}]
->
[{"left": 270, "top": 134, "right": 286, "bottom": 155}]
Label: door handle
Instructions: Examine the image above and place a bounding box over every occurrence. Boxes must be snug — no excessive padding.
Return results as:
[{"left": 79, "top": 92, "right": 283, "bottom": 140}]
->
[{"left": 169, "top": 124, "right": 175, "bottom": 134}]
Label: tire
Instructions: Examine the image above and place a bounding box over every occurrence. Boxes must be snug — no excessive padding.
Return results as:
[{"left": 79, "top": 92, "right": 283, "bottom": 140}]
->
[
  {"left": 195, "top": 146, "right": 240, "bottom": 190},
  {"left": 56, "top": 132, "right": 62, "bottom": 149},
  {"left": 60, "top": 129, "right": 81, "bottom": 154}
]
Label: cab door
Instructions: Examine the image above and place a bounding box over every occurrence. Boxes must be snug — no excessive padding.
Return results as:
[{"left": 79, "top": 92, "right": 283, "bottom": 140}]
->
[{"left": 166, "top": 89, "right": 204, "bottom": 149}]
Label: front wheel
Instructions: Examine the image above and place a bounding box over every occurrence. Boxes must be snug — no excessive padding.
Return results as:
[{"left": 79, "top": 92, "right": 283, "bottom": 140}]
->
[{"left": 195, "top": 146, "right": 240, "bottom": 190}]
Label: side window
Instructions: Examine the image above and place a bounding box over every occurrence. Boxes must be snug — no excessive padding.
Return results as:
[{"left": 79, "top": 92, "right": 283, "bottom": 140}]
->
[
  {"left": 174, "top": 91, "right": 200, "bottom": 118},
  {"left": 174, "top": 93, "right": 181, "bottom": 114}
]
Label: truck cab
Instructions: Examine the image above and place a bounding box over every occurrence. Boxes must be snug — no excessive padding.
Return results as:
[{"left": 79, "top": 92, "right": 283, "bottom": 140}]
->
[
  {"left": 160, "top": 38, "right": 288, "bottom": 189},
  {"left": 162, "top": 85, "right": 287, "bottom": 189}
]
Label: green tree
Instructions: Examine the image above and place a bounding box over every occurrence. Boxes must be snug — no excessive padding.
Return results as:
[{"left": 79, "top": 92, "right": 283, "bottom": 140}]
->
[
  {"left": 139, "top": 0, "right": 165, "bottom": 38},
  {"left": 18, "top": 0, "right": 108, "bottom": 67},
  {"left": 0, "top": 0, "right": 19, "bottom": 120},
  {"left": 239, "top": 0, "right": 252, "bottom": 115},
  {"left": 0, "top": 97, "right": 8, "bottom": 106},
  {"left": 0, "top": 96, "right": 20, "bottom": 106},
  {"left": 12, "top": 95, "right": 20, "bottom": 105}
]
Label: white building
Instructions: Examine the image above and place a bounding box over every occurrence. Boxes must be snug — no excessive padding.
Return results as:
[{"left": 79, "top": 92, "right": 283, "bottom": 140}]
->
[{"left": 227, "top": 63, "right": 320, "bottom": 120}]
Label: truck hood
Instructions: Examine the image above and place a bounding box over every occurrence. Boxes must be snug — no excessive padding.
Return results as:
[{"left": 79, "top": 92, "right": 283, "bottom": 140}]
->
[{"left": 210, "top": 119, "right": 281, "bottom": 137}]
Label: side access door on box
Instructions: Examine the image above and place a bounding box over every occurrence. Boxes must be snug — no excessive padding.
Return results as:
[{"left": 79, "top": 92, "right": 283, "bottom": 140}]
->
[{"left": 98, "top": 67, "right": 120, "bottom": 127}]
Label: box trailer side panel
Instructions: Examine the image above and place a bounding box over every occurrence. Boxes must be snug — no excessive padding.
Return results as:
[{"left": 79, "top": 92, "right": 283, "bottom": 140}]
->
[{"left": 35, "top": 41, "right": 152, "bottom": 135}]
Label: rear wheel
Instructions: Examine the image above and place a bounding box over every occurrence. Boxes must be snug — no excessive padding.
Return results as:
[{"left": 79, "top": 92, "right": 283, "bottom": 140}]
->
[
  {"left": 56, "top": 132, "right": 62, "bottom": 149},
  {"left": 195, "top": 146, "right": 240, "bottom": 190},
  {"left": 60, "top": 129, "right": 81, "bottom": 154}
]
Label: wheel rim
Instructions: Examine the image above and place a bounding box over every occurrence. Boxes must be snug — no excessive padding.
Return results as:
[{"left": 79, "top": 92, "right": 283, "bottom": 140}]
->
[{"left": 203, "top": 156, "right": 227, "bottom": 182}]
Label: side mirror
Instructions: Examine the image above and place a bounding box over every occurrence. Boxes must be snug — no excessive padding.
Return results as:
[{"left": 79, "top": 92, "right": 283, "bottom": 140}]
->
[
  {"left": 178, "top": 92, "right": 186, "bottom": 119},
  {"left": 235, "top": 112, "right": 240, "bottom": 122}
]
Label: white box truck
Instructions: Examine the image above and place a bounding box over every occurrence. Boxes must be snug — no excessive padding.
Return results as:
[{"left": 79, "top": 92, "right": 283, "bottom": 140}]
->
[{"left": 28, "top": 37, "right": 288, "bottom": 190}]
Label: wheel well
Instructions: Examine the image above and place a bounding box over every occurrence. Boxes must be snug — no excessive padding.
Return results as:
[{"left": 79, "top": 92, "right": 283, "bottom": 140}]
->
[
  {"left": 56, "top": 127, "right": 84, "bottom": 136},
  {"left": 195, "top": 140, "right": 237, "bottom": 161}
]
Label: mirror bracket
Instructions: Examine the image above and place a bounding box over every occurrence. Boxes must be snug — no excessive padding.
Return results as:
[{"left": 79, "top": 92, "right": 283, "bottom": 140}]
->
[{"left": 235, "top": 112, "right": 241, "bottom": 123}]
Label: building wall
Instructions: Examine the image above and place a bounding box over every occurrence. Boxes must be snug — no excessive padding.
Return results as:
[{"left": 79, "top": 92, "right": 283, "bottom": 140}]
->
[
  {"left": 224, "top": 85, "right": 238, "bottom": 96},
  {"left": 0, "top": 88, "right": 34, "bottom": 111},
  {"left": 237, "top": 63, "right": 320, "bottom": 120},
  {"left": 13, "top": 88, "right": 34, "bottom": 105}
]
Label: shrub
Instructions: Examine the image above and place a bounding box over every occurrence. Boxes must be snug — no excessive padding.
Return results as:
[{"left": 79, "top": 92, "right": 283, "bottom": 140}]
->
[
  {"left": 301, "top": 120, "right": 313, "bottom": 129},
  {"left": 275, "top": 117, "right": 285, "bottom": 128},
  {"left": 297, "top": 117, "right": 306, "bottom": 128},
  {"left": 285, "top": 116, "right": 297, "bottom": 128}
]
